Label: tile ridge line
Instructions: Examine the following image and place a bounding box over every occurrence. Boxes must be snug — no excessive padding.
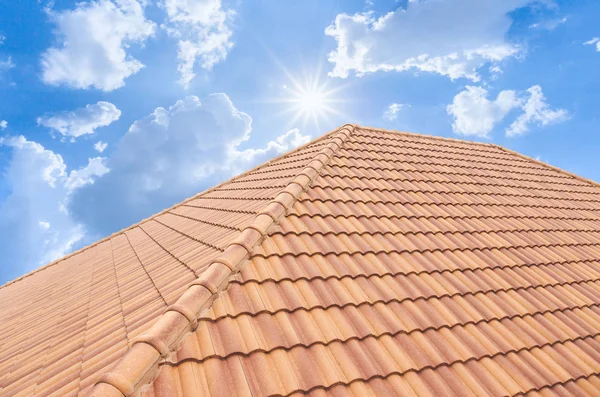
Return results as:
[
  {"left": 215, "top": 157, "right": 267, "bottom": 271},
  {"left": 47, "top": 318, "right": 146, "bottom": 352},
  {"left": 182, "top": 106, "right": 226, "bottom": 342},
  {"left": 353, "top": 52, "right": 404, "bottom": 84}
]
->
[
  {"left": 491, "top": 144, "right": 600, "bottom": 189},
  {"left": 0, "top": 125, "right": 335, "bottom": 290},
  {"left": 355, "top": 124, "right": 498, "bottom": 148},
  {"left": 88, "top": 123, "right": 356, "bottom": 397}
]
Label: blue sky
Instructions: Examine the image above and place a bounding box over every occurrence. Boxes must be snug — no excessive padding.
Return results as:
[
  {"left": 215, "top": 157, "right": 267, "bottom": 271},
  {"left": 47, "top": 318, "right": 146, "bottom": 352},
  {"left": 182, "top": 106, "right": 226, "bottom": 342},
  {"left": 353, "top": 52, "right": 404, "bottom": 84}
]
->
[{"left": 0, "top": 0, "right": 599, "bottom": 284}]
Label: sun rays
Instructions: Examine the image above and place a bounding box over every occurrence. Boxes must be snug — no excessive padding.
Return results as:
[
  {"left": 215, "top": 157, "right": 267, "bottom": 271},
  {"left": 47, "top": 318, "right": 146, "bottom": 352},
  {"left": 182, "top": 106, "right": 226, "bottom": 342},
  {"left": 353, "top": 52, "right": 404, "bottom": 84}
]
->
[{"left": 263, "top": 59, "right": 352, "bottom": 133}]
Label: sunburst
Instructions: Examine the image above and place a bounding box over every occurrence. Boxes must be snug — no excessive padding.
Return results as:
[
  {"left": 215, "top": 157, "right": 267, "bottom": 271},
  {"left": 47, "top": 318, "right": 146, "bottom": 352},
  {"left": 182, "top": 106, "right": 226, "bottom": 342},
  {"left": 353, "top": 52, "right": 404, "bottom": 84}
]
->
[{"left": 265, "top": 63, "right": 351, "bottom": 132}]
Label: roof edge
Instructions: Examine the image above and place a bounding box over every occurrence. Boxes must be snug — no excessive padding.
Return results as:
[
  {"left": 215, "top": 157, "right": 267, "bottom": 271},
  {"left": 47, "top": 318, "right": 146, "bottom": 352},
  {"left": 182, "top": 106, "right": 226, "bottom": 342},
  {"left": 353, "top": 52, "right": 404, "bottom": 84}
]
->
[
  {"left": 89, "top": 124, "right": 356, "bottom": 397},
  {"left": 358, "top": 124, "right": 600, "bottom": 188},
  {"left": 356, "top": 125, "right": 498, "bottom": 148},
  {"left": 492, "top": 144, "right": 600, "bottom": 189},
  {"left": 0, "top": 124, "right": 337, "bottom": 290}
]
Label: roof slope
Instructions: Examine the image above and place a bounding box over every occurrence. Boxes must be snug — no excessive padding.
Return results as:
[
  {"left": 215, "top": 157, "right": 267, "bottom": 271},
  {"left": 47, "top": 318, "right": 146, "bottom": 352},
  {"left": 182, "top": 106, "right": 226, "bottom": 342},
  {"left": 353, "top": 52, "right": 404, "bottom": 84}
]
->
[
  {"left": 138, "top": 125, "right": 600, "bottom": 397},
  {"left": 0, "top": 129, "right": 339, "bottom": 397},
  {"left": 3, "top": 124, "right": 600, "bottom": 396}
]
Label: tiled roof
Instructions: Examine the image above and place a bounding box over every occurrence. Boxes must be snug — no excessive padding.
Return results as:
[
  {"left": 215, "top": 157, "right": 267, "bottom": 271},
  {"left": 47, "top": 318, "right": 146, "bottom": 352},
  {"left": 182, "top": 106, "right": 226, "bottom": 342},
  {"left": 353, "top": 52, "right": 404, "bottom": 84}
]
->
[
  {"left": 3, "top": 124, "right": 600, "bottom": 396},
  {"left": 0, "top": 129, "right": 337, "bottom": 396}
]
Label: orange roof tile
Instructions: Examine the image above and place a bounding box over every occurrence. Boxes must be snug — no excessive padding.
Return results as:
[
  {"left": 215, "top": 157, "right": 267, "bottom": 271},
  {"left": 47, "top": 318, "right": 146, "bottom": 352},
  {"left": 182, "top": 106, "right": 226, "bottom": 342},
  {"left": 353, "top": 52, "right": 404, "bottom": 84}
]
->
[{"left": 2, "top": 124, "right": 600, "bottom": 396}]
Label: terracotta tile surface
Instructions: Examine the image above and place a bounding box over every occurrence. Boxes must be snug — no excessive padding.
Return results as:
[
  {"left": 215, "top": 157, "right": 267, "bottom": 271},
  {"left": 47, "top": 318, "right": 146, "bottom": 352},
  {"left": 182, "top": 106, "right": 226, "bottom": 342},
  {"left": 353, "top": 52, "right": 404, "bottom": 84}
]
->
[
  {"left": 3, "top": 124, "right": 600, "bottom": 397},
  {"left": 0, "top": 132, "right": 335, "bottom": 397}
]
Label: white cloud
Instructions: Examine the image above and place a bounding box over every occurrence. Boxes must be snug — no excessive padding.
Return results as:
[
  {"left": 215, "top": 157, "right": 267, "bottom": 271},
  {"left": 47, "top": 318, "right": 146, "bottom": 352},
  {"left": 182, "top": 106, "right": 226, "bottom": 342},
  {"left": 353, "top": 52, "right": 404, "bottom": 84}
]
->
[
  {"left": 447, "top": 86, "right": 520, "bottom": 138},
  {"left": 162, "top": 0, "right": 234, "bottom": 88},
  {"left": 70, "top": 93, "right": 310, "bottom": 235},
  {"left": 325, "top": 0, "right": 537, "bottom": 80},
  {"left": 448, "top": 85, "right": 569, "bottom": 138},
  {"left": 0, "top": 136, "right": 108, "bottom": 279},
  {"left": 0, "top": 120, "right": 7, "bottom": 130},
  {"left": 94, "top": 141, "right": 109, "bottom": 153},
  {"left": 506, "top": 85, "right": 569, "bottom": 137},
  {"left": 584, "top": 37, "right": 600, "bottom": 52},
  {"left": 0, "top": 56, "right": 14, "bottom": 71},
  {"left": 65, "top": 157, "right": 110, "bottom": 191},
  {"left": 489, "top": 65, "right": 503, "bottom": 76},
  {"left": 37, "top": 101, "right": 121, "bottom": 140},
  {"left": 383, "top": 103, "right": 409, "bottom": 121},
  {"left": 529, "top": 16, "right": 567, "bottom": 30},
  {"left": 41, "top": 0, "right": 155, "bottom": 91},
  {"left": 232, "top": 128, "right": 311, "bottom": 162}
]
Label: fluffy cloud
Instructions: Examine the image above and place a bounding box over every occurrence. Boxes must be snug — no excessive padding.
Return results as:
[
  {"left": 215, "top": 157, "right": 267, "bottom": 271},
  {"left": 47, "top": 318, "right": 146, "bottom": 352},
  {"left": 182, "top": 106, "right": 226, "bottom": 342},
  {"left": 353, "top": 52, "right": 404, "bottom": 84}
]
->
[
  {"left": 447, "top": 86, "right": 520, "bottom": 137},
  {"left": 325, "top": 0, "right": 536, "bottom": 80},
  {"left": 162, "top": 0, "right": 234, "bottom": 87},
  {"left": 506, "top": 85, "right": 570, "bottom": 137},
  {"left": 383, "top": 103, "right": 409, "bottom": 121},
  {"left": 94, "top": 141, "right": 109, "bottom": 153},
  {"left": 70, "top": 93, "right": 309, "bottom": 235},
  {"left": 41, "top": 0, "right": 155, "bottom": 91},
  {"left": 0, "top": 120, "right": 7, "bottom": 130},
  {"left": 448, "top": 85, "right": 569, "bottom": 138},
  {"left": 0, "top": 136, "right": 108, "bottom": 281},
  {"left": 232, "top": 128, "right": 311, "bottom": 163},
  {"left": 65, "top": 157, "right": 110, "bottom": 191},
  {"left": 37, "top": 101, "right": 121, "bottom": 140},
  {"left": 584, "top": 38, "right": 600, "bottom": 52}
]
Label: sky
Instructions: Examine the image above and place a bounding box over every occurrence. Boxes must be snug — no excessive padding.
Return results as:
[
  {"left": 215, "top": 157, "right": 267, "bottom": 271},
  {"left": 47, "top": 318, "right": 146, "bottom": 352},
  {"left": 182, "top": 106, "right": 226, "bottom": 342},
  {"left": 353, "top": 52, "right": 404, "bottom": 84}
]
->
[{"left": 0, "top": 0, "right": 599, "bottom": 284}]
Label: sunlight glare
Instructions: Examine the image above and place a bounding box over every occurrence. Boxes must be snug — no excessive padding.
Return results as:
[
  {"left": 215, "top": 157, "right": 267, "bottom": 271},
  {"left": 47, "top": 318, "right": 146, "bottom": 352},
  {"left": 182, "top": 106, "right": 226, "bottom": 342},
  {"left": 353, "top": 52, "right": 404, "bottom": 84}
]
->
[
  {"left": 275, "top": 72, "right": 348, "bottom": 132},
  {"left": 299, "top": 89, "right": 324, "bottom": 112}
]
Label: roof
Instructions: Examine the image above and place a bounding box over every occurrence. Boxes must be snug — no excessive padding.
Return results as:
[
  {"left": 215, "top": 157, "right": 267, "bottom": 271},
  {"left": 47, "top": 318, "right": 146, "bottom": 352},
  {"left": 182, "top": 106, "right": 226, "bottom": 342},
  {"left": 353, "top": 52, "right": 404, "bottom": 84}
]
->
[{"left": 2, "top": 124, "right": 600, "bottom": 397}]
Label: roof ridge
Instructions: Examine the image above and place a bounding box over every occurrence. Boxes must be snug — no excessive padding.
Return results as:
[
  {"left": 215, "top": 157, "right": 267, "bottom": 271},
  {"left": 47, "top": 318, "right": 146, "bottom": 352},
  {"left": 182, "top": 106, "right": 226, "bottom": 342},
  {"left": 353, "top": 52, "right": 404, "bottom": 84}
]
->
[
  {"left": 356, "top": 125, "right": 498, "bottom": 148},
  {"left": 89, "top": 124, "right": 356, "bottom": 397},
  {"left": 0, "top": 126, "right": 336, "bottom": 290},
  {"left": 492, "top": 144, "right": 600, "bottom": 189}
]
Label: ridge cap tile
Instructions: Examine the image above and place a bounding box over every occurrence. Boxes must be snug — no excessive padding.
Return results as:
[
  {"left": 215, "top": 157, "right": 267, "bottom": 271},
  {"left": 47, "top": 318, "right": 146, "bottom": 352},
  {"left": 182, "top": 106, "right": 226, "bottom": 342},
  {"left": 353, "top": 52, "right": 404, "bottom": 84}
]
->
[{"left": 88, "top": 124, "right": 355, "bottom": 396}]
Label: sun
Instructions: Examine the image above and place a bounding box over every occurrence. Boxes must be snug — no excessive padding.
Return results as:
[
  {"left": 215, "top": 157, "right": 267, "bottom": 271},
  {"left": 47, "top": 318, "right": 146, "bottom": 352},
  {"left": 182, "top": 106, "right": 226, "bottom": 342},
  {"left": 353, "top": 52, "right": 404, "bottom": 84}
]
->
[
  {"left": 286, "top": 79, "right": 334, "bottom": 123},
  {"left": 298, "top": 90, "right": 324, "bottom": 112},
  {"left": 268, "top": 68, "right": 350, "bottom": 132}
]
